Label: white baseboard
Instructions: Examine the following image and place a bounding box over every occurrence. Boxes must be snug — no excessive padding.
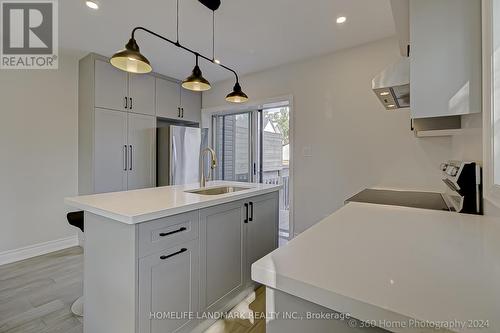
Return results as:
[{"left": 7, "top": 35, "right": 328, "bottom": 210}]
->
[{"left": 0, "top": 235, "right": 79, "bottom": 266}]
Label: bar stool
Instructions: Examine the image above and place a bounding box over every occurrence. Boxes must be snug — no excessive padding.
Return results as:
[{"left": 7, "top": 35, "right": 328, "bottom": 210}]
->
[{"left": 67, "top": 211, "right": 84, "bottom": 317}]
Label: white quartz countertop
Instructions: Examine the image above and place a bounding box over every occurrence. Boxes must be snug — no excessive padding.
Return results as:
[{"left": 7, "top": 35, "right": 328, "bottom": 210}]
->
[
  {"left": 65, "top": 181, "right": 280, "bottom": 224},
  {"left": 252, "top": 202, "right": 500, "bottom": 333}
]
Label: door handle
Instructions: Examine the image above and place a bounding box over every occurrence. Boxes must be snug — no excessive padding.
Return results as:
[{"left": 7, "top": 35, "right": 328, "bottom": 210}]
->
[
  {"left": 249, "top": 202, "right": 254, "bottom": 222},
  {"left": 159, "top": 227, "right": 187, "bottom": 237},
  {"left": 129, "top": 97, "right": 133, "bottom": 110},
  {"left": 124, "top": 97, "right": 128, "bottom": 109},
  {"left": 244, "top": 203, "right": 249, "bottom": 223},
  {"left": 160, "top": 248, "right": 187, "bottom": 260},
  {"left": 129, "top": 145, "right": 132, "bottom": 170},
  {"left": 123, "top": 145, "right": 128, "bottom": 170}
]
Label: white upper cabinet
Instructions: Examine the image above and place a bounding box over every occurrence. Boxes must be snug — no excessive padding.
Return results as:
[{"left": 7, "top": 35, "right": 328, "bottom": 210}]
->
[
  {"left": 95, "top": 59, "right": 128, "bottom": 111},
  {"left": 181, "top": 88, "right": 202, "bottom": 123},
  {"left": 156, "top": 77, "right": 181, "bottom": 119},
  {"left": 128, "top": 73, "right": 156, "bottom": 116},
  {"left": 156, "top": 77, "right": 202, "bottom": 122},
  {"left": 410, "top": 0, "right": 482, "bottom": 119},
  {"left": 94, "top": 58, "right": 156, "bottom": 115}
]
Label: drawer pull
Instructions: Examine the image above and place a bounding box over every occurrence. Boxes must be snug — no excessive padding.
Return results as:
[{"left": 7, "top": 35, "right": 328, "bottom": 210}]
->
[
  {"left": 160, "top": 248, "right": 187, "bottom": 260},
  {"left": 159, "top": 227, "right": 187, "bottom": 237}
]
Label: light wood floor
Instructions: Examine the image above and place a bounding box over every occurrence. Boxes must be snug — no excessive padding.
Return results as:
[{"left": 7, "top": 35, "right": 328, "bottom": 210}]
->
[
  {"left": 0, "top": 247, "right": 265, "bottom": 333},
  {"left": 0, "top": 247, "right": 83, "bottom": 333}
]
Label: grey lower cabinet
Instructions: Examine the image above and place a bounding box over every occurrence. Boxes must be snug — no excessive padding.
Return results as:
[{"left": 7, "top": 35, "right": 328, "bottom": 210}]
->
[
  {"left": 244, "top": 193, "right": 279, "bottom": 287},
  {"left": 199, "top": 200, "right": 246, "bottom": 313},
  {"left": 85, "top": 192, "right": 279, "bottom": 333},
  {"left": 199, "top": 192, "right": 279, "bottom": 313},
  {"left": 138, "top": 240, "right": 200, "bottom": 333}
]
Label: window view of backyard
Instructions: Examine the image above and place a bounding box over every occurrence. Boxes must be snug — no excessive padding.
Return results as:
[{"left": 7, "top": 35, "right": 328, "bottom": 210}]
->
[{"left": 213, "top": 105, "right": 291, "bottom": 246}]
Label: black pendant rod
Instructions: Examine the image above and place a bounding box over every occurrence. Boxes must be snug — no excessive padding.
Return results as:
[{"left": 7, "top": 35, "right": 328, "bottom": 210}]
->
[{"left": 131, "top": 26, "right": 240, "bottom": 83}]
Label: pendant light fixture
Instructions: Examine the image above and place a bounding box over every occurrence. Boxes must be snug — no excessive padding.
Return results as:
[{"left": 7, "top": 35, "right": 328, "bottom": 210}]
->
[
  {"left": 110, "top": 0, "right": 248, "bottom": 103},
  {"left": 226, "top": 82, "right": 248, "bottom": 103},
  {"left": 182, "top": 54, "right": 211, "bottom": 91},
  {"left": 110, "top": 37, "right": 152, "bottom": 74}
]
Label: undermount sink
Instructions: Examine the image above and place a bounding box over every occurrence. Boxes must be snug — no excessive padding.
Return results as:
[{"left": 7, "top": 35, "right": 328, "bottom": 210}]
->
[{"left": 187, "top": 186, "right": 251, "bottom": 196}]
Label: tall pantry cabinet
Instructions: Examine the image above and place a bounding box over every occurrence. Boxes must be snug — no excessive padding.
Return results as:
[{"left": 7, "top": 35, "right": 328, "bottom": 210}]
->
[{"left": 79, "top": 54, "right": 156, "bottom": 195}]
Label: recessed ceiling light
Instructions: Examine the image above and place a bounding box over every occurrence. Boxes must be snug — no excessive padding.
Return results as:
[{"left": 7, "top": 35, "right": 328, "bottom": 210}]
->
[
  {"left": 336, "top": 16, "right": 347, "bottom": 24},
  {"left": 214, "top": 59, "right": 221, "bottom": 64},
  {"left": 388, "top": 104, "right": 396, "bottom": 108},
  {"left": 380, "top": 91, "right": 390, "bottom": 96},
  {"left": 85, "top": 0, "right": 99, "bottom": 10}
]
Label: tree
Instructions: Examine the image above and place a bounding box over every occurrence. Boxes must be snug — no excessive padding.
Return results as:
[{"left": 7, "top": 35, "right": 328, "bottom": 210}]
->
[{"left": 266, "top": 107, "right": 290, "bottom": 145}]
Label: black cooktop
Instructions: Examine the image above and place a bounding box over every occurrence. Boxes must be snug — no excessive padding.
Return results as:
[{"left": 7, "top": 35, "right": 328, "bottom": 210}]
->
[{"left": 346, "top": 189, "right": 450, "bottom": 211}]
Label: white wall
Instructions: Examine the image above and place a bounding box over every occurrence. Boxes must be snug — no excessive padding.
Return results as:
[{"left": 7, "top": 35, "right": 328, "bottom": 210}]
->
[
  {"left": 204, "top": 37, "right": 454, "bottom": 234},
  {"left": 0, "top": 50, "right": 82, "bottom": 253}
]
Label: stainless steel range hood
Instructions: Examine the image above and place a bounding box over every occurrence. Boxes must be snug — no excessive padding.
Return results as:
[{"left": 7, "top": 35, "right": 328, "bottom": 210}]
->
[
  {"left": 372, "top": 57, "right": 410, "bottom": 110},
  {"left": 372, "top": 0, "right": 410, "bottom": 111}
]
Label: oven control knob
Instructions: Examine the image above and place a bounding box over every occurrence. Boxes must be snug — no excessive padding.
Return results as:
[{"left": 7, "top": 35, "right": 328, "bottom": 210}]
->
[
  {"left": 440, "top": 163, "right": 448, "bottom": 171},
  {"left": 450, "top": 167, "right": 459, "bottom": 177}
]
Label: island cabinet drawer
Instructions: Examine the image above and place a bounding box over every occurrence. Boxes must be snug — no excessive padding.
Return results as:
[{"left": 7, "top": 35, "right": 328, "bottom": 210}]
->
[{"left": 138, "top": 211, "right": 199, "bottom": 257}]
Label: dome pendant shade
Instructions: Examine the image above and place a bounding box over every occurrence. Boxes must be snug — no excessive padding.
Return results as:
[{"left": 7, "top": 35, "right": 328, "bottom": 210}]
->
[
  {"left": 110, "top": 38, "right": 152, "bottom": 74},
  {"left": 182, "top": 65, "right": 211, "bottom": 91},
  {"left": 226, "top": 82, "right": 248, "bottom": 103}
]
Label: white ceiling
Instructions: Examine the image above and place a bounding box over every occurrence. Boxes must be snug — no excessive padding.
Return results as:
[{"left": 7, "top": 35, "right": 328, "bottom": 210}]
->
[{"left": 61, "top": 0, "right": 395, "bottom": 82}]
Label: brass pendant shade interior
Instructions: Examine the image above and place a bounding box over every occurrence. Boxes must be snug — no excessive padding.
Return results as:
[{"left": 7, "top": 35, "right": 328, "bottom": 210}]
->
[
  {"left": 182, "top": 65, "right": 211, "bottom": 92},
  {"left": 110, "top": 38, "right": 152, "bottom": 74},
  {"left": 226, "top": 82, "right": 248, "bottom": 103}
]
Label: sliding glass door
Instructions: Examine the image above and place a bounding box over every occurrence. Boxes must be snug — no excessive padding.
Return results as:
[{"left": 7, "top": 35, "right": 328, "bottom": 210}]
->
[
  {"left": 212, "top": 103, "right": 291, "bottom": 245},
  {"left": 213, "top": 112, "right": 253, "bottom": 182}
]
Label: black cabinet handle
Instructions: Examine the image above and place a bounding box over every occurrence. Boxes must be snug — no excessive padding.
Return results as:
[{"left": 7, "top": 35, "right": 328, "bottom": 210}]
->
[
  {"left": 129, "top": 145, "right": 132, "bottom": 170},
  {"left": 181, "top": 108, "right": 184, "bottom": 118},
  {"left": 160, "top": 248, "right": 187, "bottom": 260},
  {"left": 249, "top": 202, "right": 254, "bottom": 222},
  {"left": 244, "top": 203, "right": 249, "bottom": 223},
  {"left": 123, "top": 145, "right": 128, "bottom": 170},
  {"left": 124, "top": 97, "right": 128, "bottom": 109},
  {"left": 159, "top": 227, "right": 187, "bottom": 237},
  {"left": 178, "top": 107, "right": 181, "bottom": 117},
  {"left": 130, "top": 97, "right": 133, "bottom": 110}
]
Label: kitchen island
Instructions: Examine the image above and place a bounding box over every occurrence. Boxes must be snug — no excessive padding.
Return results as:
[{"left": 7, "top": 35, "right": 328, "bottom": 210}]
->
[
  {"left": 252, "top": 202, "right": 500, "bottom": 333},
  {"left": 65, "top": 181, "right": 281, "bottom": 333}
]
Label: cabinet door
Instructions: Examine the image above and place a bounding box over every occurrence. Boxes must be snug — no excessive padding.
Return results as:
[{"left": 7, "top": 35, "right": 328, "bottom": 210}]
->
[
  {"left": 180, "top": 89, "right": 201, "bottom": 123},
  {"left": 127, "top": 113, "right": 156, "bottom": 190},
  {"left": 128, "top": 73, "right": 156, "bottom": 116},
  {"left": 156, "top": 77, "right": 181, "bottom": 119},
  {"left": 138, "top": 240, "right": 199, "bottom": 333},
  {"left": 94, "top": 108, "right": 128, "bottom": 193},
  {"left": 245, "top": 193, "right": 279, "bottom": 286},
  {"left": 94, "top": 59, "right": 128, "bottom": 111},
  {"left": 199, "top": 201, "right": 245, "bottom": 312},
  {"left": 410, "top": 0, "right": 481, "bottom": 118}
]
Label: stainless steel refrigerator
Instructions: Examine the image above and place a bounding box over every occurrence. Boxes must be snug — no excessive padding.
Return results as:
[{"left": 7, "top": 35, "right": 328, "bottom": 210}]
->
[{"left": 157, "top": 125, "right": 202, "bottom": 186}]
